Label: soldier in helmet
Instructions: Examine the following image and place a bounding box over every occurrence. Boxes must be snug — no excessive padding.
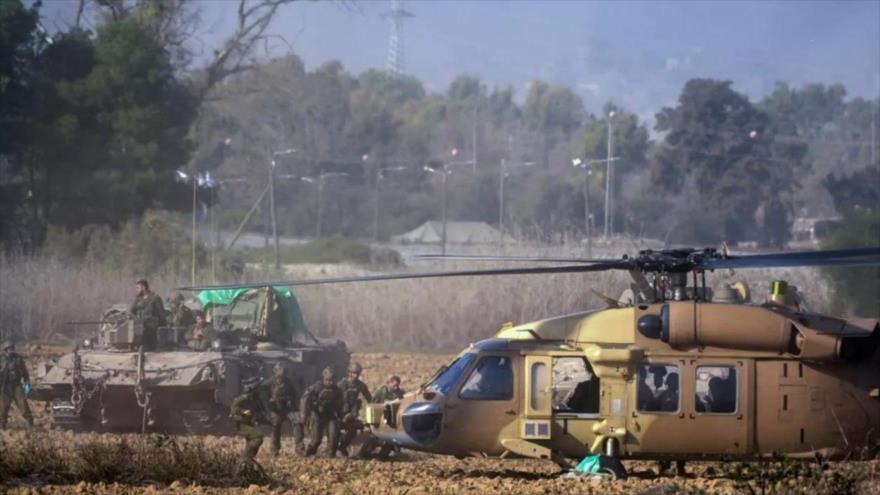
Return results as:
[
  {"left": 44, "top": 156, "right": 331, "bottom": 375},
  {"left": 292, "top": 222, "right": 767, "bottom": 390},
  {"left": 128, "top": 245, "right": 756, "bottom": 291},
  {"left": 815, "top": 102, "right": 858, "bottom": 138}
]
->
[
  {"left": 231, "top": 381, "right": 265, "bottom": 463},
  {"left": 304, "top": 367, "right": 343, "bottom": 457},
  {"left": 337, "top": 362, "right": 372, "bottom": 456},
  {"left": 0, "top": 341, "right": 33, "bottom": 429},
  {"left": 268, "top": 363, "right": 299, "bottom": 458},
  {"left": 129, "top": 280, "right": 166, "bottom": 351}
]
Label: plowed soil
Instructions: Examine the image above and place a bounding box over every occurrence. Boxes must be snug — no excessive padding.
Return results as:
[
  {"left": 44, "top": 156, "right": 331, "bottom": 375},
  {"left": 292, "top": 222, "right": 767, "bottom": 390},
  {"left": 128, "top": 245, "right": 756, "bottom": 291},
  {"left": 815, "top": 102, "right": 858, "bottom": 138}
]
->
[{"left": 2, "top": 351, "right": 877, "bottom": 494}]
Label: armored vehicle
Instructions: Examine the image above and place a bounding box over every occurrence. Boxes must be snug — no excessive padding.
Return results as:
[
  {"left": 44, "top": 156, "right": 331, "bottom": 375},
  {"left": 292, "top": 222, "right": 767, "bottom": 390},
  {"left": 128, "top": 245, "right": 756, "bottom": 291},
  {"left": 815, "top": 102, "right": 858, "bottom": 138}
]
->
[{"left": 34, "top": 286, "right": 349, "bottom": 433}]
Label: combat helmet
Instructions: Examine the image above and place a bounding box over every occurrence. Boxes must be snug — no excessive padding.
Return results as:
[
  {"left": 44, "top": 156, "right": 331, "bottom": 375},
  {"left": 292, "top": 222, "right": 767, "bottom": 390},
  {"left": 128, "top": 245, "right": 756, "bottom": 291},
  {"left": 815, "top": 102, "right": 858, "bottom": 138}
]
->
[
  {"left": 321, "top": 367, "right": 335, "bottom": 382},
  {"left": 2, "top": 340, "right": 14, "bottom": 351},
  {"left": 348, "top": 362, "right": 363, "bottom": 374}
]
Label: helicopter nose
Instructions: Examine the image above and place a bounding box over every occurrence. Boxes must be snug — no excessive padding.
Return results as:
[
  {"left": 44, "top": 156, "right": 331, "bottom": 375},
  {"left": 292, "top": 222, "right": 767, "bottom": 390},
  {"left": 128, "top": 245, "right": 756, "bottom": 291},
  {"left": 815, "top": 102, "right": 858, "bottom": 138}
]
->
[
  {"left": 371, "top": 397, "right": 445, "bottom": 449},
  {"left": 400, "top": 401, "right": 443, "bottom": 444}
]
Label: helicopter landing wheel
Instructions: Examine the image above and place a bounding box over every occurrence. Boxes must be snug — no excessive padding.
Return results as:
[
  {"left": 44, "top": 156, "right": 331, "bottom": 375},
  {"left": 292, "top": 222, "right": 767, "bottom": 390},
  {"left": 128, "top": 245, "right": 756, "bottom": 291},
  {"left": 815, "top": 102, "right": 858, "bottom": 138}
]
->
[{"left": 598, "top": 456, "right": 628, "bottom": 480}]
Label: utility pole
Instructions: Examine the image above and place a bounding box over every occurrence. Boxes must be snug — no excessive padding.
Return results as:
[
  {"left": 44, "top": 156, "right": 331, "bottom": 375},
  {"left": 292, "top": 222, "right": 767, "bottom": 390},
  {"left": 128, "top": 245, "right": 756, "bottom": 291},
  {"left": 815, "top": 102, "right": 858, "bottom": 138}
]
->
[
  {"left": 269, "top": 148, "right": 295, "bottom": 271},
  {"left": 372, "top": 162, "right": 406, "bottom": 242},
  {"left": 190, "top": 168, "right": 197, "bottom": 286},
  {"left": 604, "top": 110, "right": 615, "bottom": 238},
  {"left": 425, "top": 151, "right": 469, "bottom": 254},
  {"left": 498, "top": 158, "right": 533, "bottom": 248},
  {"left": 302, "top": 171, "right": 347, "bottom": 239},
  {"left": 441, "top": 171, "right": 447, "bottom": 254},
  {"left": 209, "top": 177, "right": 216, "bottom": 283},
  {"left": 424, "top": 164, "right": 450, "bottom": 254},
  {"left": 498, "top": 159, "right": 505, "bottom": 247},
  {"left": 575, "top": 157, "right": 618, "bottom": 257},
  {"left": 472, "top": 105, "right": 478, "bottom": 172}
]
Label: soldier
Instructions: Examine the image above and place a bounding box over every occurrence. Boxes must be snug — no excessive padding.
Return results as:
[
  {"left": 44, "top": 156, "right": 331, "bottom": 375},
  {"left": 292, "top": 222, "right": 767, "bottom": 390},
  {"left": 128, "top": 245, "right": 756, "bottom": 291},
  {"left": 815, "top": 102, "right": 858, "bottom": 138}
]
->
[
  {"left": 304, "top": 367, "right": 342, "bottom": 458},
  {"left": 231, "top": 381, "right": 265, "bottom": 464},
  {"left": 188, "top": 311, "right": 214, "bottom": 351},
  {"left": 169, "top": 293, "right": 196, "bottom": 333},
  {"left": 268, "top": 363, "right": 299, "bottom": 457},
  {"left": 129, "top": 279, "right": 166, "bottom": 351},
  {"left": 0, "top": 341, "right": 34, "bottom": 430},
  {"left": 357, "top": 375, "right": 405, "bottom": 459},
  {"left": 337, "top": 362, "right": 372, "bottom": 456},
  {"left": 372, "top": 375, "right": 404, "bottom": 403}
]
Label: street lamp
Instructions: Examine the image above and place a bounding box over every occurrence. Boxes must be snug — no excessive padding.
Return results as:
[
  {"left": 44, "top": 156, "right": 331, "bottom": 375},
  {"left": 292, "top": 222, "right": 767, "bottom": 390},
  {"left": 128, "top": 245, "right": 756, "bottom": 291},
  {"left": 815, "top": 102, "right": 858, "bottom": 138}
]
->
[
  {"left": 605, "top": 111, "right": 616, "bottom": 238},
  {"left": 300, "top": 171, "right": 349, "bottom": 239},
  {"left": 423, "top": 164, "right": 451, "bottom": 255},
  {"left": 373, "top": 163, "right": 406, "bottom": 242},
  {"left": 498, "top": 159, "right": 534, "bottom": 248},
  {"left": 269, "top": 148, "right": 296, "bottom": 270},
  {"left": 574, "top": 156, "right": 618, "bottom": 257}
]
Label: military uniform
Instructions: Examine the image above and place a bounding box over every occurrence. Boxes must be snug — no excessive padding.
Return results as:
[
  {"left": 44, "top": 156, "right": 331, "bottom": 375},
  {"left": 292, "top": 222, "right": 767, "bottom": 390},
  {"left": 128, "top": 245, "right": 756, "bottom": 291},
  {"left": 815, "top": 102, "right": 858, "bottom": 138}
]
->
[
  {"left": 304, "top": 368, "right": 343, "bottom": 457},
  {"left": 231, "top": 386, "right": 264, "bottom": 462},
  {"left": 268, "top": 367, "right": 300, "bottom": 457},
  {"left": 337, "top": 363, "right": 372, "bottom": 456},
  {"left": 372, "top": 384, "right": 405, "bottom": 403},
  {"left": 170, "top": 300, "right": 196, "bottom": 331},
  {"left": 0, "top": 342, "right": 33, "bottom": 429},
  {"left": 357, "top": 381, "right": 405, "bottom": 459},
  {"left": 188, "top": 322, "right": 214, "bottom": 351},
  {"left": 130, "top": 291, "right": 165, "bottom": 351}
]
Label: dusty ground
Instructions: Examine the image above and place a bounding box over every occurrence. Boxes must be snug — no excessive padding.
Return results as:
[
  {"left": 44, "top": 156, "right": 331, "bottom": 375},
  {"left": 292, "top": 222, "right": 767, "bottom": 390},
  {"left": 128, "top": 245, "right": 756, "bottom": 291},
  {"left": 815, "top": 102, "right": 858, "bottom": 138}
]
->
[{"left": 2, "top": 350, "right": 878, "bottom": 494}]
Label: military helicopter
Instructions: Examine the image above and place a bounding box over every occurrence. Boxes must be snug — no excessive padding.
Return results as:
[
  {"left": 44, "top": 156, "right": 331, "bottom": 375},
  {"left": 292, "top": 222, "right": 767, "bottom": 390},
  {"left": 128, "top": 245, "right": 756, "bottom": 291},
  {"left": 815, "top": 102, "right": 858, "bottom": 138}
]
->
[{"left": 182, "top": 246, "right": 880, "bottom": 477}]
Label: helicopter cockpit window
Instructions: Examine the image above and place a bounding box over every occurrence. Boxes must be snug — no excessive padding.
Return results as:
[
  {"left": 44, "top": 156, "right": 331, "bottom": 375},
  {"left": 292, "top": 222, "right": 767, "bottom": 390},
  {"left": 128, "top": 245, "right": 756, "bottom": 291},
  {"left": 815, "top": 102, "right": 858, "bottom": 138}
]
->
[
  {"left": 637, "top": 364, "right": 680, "bottom": 413},
  {"left": 695, "top": 365, "right": 738, "bottom": 414},
  {"left": 552, "top": 357, "right": 600, "bottom": 414},
  {"left": 459, "top": 355, "right": 514, "bottom": 401},
  {"left": 426, "top": 353, "right": 477, "bottom": 396}
]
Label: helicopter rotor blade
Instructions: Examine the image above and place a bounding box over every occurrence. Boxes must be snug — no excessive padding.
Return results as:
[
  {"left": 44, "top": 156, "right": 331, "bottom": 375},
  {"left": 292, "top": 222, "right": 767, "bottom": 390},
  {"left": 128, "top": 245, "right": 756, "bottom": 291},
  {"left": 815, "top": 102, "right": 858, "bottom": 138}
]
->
[
  {"left": 178, "top": 261, "right": 633, "bottom": 291},
  {"left": 702, "top": 247, "right": 880, "bottom": 270},
  {"left": 413, "top": 254, "right": 614, "bottom": 264}
]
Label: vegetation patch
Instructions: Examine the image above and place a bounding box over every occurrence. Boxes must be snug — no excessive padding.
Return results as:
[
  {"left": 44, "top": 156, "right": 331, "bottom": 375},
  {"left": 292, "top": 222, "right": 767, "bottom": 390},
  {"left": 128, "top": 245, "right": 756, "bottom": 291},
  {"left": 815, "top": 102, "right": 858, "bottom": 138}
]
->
[{"left": 0, "top": 432, "right": 274, "bottom": 487}]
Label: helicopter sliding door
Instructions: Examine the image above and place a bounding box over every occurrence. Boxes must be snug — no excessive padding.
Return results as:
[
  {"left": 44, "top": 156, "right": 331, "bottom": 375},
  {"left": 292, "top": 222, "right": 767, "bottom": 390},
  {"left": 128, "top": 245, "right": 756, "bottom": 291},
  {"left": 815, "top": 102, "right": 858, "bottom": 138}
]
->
[
  {"left": 684, "top": 358, "right": 752, "bottom": 455},
  {"left": 628, "top": 359, "right": 689, "bottom": 454},
  {"left": 520, "top": 354, "right": 602, "bottom": 457}
]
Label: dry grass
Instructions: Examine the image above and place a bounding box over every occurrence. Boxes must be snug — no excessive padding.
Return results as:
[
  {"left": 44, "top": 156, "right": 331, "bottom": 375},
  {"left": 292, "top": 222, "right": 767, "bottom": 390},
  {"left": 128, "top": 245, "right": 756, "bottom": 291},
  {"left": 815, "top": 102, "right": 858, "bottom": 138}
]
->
[{"left": 1, "top": 250, "right": 835, "bottom": 350}]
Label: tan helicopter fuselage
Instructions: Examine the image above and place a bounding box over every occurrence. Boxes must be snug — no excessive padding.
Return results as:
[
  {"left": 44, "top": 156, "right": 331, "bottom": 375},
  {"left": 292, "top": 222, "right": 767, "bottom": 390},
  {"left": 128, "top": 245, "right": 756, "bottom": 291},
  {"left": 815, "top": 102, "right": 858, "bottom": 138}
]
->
[{"left": 365, "top": 300, "right": 880, "bottom": 462}]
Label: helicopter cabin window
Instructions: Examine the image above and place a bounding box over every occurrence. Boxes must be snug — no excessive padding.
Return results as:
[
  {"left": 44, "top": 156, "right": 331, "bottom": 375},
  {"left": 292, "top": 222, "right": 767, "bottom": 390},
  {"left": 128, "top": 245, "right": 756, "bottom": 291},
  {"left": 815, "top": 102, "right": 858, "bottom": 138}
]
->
[
  {"left": 637, "top": 364, "right": 680, "bottom": 413},
  {"left": 695, "top": 365, "right": 738, "bottom": 414},
  {"left": 530, "top": 362, "right": 549, "bottom": 410},
  {"left": 552, "top": 357, "right": 600, "bottom": 414},
  {"left": 459, "top": 355, "right": 514, "bottom": 401}
]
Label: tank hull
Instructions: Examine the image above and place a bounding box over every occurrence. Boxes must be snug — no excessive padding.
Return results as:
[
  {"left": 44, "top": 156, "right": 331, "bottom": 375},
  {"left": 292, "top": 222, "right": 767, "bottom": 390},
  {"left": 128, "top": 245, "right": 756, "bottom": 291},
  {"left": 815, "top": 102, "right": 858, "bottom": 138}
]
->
[{"left": 35, "top": 343, "right": 349, "bottom": 434}]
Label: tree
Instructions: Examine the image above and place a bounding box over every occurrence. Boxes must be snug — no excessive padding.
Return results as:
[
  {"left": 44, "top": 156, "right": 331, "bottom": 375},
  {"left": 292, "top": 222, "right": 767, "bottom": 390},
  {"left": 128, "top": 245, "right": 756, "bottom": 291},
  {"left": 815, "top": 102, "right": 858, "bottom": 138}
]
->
[
  {"left": 523, "top": 81, "right": 585, "bottom": 168},
  {"left": 651, "top": 79, "right": 807, "bottom": 244},
  {"left": 0, "top": 0, "right": 42, "bottom": 250},
  {"left": 24, "top": 17, "right": 196, "bottom": 231}
]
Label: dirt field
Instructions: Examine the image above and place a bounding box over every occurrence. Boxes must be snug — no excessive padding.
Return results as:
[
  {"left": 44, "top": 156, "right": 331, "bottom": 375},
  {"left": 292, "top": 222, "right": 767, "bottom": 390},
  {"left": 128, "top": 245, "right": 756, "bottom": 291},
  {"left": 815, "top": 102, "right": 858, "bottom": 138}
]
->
[{"left": 2, "top": 351, "right": 878, "bottom": 494}]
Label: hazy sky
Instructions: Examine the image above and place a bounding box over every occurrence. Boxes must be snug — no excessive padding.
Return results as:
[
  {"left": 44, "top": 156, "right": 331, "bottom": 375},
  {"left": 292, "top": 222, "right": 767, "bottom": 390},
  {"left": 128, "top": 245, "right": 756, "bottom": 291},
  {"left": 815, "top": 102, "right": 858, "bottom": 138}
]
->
[{"left": 43, "top": 0, "right": 880, "bottom": 124}]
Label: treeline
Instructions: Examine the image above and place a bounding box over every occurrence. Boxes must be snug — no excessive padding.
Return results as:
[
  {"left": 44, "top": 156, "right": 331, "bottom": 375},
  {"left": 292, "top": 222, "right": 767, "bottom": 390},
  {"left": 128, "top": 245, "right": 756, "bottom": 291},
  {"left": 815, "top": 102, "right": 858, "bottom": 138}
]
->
[{"left": 1, "top": 0, "right": 878, "bottom": 253}]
